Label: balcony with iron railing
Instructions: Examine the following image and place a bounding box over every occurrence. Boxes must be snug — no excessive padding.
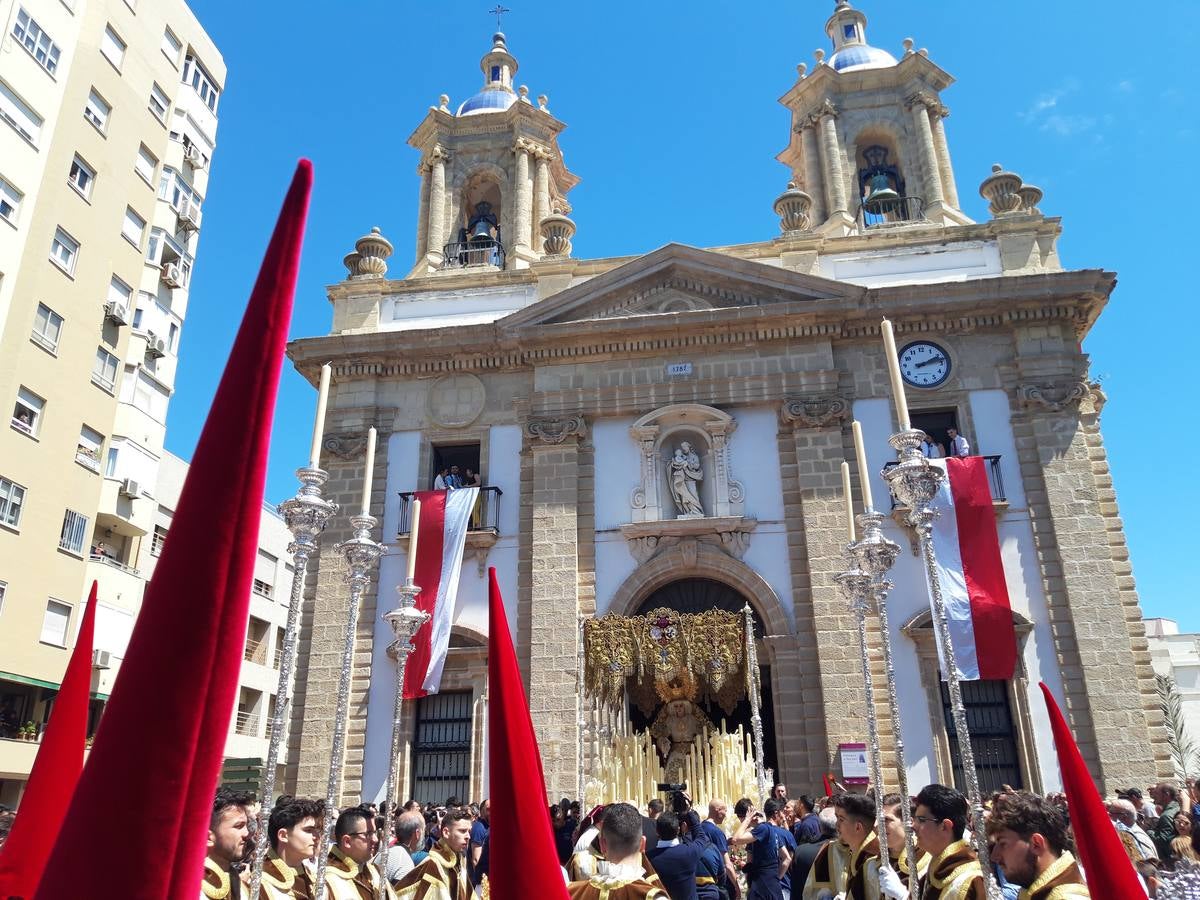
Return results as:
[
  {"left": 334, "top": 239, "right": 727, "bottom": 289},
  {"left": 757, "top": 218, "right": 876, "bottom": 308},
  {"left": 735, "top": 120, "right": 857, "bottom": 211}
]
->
[
  {"left": 234, "top": 710, "right": 259, "bottom": 736},
  {"left": 397, "top": 486, "right": 502, "bottom": 536},
  {"left": 243, "top": 637, "right": 268, "bottom": 665},
  {"left": 857, "top": 195, "right": 927, "bottom": 231},
  {"left": 441, "top": 238, "right": 505, "bottom": 270}
]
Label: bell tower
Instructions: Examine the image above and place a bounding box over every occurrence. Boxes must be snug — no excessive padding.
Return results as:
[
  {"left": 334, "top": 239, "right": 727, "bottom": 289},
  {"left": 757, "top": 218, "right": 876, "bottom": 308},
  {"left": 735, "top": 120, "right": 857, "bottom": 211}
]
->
[
  {"left": 406, "top": 32, "right": 580, "bottom": 277},
  {"left": 776, "top": 0, "right": 969, "bottom": 235}
]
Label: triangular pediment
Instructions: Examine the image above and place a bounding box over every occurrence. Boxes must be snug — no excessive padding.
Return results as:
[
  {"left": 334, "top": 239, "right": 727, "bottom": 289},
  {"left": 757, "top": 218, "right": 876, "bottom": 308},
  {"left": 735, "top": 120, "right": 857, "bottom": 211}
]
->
[{"left": 501, "top": 243, "right": 865, "bottom": 328}]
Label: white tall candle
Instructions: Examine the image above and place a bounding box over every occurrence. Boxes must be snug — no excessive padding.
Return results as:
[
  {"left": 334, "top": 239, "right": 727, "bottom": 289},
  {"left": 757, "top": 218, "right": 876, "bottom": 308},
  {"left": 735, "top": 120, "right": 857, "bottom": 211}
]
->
[
  {"left": 406, "top": 498, "right": 421, "bottom": 584},
  {"left": 880, "top": 319, "right": 911, "bottom": 431},
  {"left": 308, "top": 363, "right": 332, "bottom": 468},
  {"left": 359, "top": 427, "right": 377, "bottom": 516},
  {"left": 841, "top": 461, "right": 856, "bottom": 543},
  {"left": 851, "top": 420, "right": 874, "bottom": 513}
]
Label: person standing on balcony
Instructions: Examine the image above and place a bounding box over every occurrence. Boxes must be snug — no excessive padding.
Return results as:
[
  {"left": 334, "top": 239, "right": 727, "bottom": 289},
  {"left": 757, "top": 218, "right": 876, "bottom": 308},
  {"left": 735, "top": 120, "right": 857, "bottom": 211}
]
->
[
  {"left": 464, "top": 468, "right": 483, "bottom": 529},
  {"left": 947, "top": 428, "right": 971, "bottom": 458},
  {"left": 433, "top": 468, "right": 449, "bottom": 490}
]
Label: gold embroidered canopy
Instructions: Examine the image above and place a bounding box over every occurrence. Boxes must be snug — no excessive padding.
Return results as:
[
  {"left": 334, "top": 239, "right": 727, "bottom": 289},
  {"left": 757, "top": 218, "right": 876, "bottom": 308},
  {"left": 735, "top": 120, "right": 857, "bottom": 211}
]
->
[{"left": 583, "top": 607, "right": 748, "bottom": 715}]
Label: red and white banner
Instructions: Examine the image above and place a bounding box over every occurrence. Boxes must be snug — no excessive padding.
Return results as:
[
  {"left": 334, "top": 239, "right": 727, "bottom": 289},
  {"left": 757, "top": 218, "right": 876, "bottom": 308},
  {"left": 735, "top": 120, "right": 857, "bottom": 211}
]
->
[
  {"left": 925, "top": 457, "right": 1017, "bottom": 681},
  {"left": 403, "top": 487, "right": 477, "bottom": 700}
]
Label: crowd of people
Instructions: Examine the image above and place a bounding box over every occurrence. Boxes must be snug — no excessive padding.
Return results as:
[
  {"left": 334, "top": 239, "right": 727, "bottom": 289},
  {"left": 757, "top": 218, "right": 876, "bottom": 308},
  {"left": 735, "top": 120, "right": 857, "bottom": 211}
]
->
[{"left": 7, "top": 773, "right": 1191, "bottom": 897}]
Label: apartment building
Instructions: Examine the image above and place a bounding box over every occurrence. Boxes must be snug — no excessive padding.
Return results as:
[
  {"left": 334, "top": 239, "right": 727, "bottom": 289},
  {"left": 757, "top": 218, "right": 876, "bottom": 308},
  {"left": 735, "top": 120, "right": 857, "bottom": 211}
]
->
[{"left": 0, "top": 0, "right": 224, "bottom": 807}]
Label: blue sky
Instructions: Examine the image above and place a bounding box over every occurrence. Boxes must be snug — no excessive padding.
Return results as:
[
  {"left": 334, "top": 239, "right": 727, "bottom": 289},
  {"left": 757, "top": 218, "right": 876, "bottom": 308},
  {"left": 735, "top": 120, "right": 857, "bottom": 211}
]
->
[{"left": 175, "top": 1, "right": 1194, "bottom": 627}]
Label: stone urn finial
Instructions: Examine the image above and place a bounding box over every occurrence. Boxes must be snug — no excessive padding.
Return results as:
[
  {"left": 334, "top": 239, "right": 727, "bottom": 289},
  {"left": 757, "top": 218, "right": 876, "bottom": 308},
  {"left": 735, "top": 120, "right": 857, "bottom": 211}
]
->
[
  {"left": 774, "top": 182, "right": 814, "bottom": 234},
  {"left": 519, "top": 84, "right": 530, "bottom": 103},
  {"left": 537, "top": 94, "right": 549, "bottom": 111},
  {"left": 979, "top": 163, "right": 1024, "bottom": 216},
  {"left": 540, "top": 209, "right": 576, "bottom": 257},
  {"left": 351, "top": 226, "right": 394, "bottom": 277},
  {"left": 902, "top": 37, "right": 914, "bottom": 56},
  {"left": 438, "top": 94, "right": 450, "bottom": 112},
  {"left": 1017, "top": 183, "right": 1043, "bottom": 214},
  {"left": 342, "top": 251, "right": 361, "bottom": 278},
  {"left": 814, "top": 48, "right": 826, "bottom": 66},
  {"left": 796, "top": 62, "right": 808, "bottom": 78}
]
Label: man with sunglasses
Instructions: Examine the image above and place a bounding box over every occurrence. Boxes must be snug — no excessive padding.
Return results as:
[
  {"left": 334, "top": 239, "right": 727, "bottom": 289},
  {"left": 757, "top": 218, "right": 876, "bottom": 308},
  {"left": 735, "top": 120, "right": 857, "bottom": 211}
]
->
[
  {"left": 910, "top": 785, "right": 985, "bottom": 900},
  {"left": 324, "top": 805, "right": 397, "bottom": 899}
]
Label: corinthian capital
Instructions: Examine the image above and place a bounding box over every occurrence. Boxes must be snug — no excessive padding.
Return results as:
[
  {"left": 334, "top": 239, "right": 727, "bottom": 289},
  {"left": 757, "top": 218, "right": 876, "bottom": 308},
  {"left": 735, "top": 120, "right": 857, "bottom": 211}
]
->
[
  {"left": 526, "top": 413, "right": 587, "bottom": 445},
  {"left": 905, "top": 90, "right": 940, "bottom": 112},
  {"left": 428, "top": 145, "right": 451, "bottom": 165},
  {"left": 810, "top": 97, "right": 838, "bottom": 121}
]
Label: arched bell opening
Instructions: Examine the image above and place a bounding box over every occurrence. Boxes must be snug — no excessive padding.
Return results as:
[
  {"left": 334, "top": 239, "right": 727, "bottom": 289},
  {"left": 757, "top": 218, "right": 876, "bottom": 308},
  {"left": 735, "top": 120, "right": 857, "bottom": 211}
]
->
[
  {"left": 854, "top": 130, "right": 918, "bottom": 226},
  {"left": 452, "top": 171, "right": 506, "bottom": 268}
]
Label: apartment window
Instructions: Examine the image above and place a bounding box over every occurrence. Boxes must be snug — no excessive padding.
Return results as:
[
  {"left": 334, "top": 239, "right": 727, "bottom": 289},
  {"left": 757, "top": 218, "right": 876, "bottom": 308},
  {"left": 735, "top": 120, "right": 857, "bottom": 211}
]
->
[
  {"left": 0, "top": 78, "right": 43, "bottom": 144},
  {"left": 108, "top": 276, "right": 132, "bottom": 312},
  {"left": 76, "top": 425, "right": 103, "bottom": 472},
  {"left": 161, "top": 28, "right": 182, "bottom": 66},
  {"left": 0, "top": 477, "right": 26, "bottom": 528},
  {"left": 168, "top": 322, "right": 179, "bottom": 353},
  {"left": 59, "top": 509, "right": 89, "bottom": 556},
  {"left": 0, "top": 175, "right": 23, "bottom": 224},
  {"left": 31, "top": 303, "right": 63, "bottom": 353},
  {"left": 50, "top": 227, "right": 79, "bottom": 274},
  {"left": 13, "top": 8, "right": 62, "bottom": 76},
  {"left": 68, "top": 154, "right": 96, "bottom": 199},
  {"left": 148, "top": 83, "right": 169, "bottom": 123},
  {"left": 182, "top": 54, "right": 220, "bottom": 112},
  {"left": 0, "top": 581, "right": 5, "bottom": 616},
  {"left": 120, "top": 368, "right": 168, "bottom": 421},
  {"left": 41, "top": 599, "right": 72, "bottom": 645},
  {"left": 92, "top": 347, "right": 118, "bottom": 392},
  {"left": 11, "top": 387, "right": 43, "bottom": 436},
  {"left": 134, "top": 145, "right": 157, "bottom": 184},
  {"left": 151, "top": 524, "right": 167, "bottom": 556},
  {"left": 100, "top": 25, "right": 126, "bottom": 69},
  {"left": 84, "top": 89, "right": 110, "bottom": 132},
  {"left": 252, "top": 578, "right": 273, "bottom": 599},
  {"left": 121, "top": 207, "right": 146, "bottom": 248}
]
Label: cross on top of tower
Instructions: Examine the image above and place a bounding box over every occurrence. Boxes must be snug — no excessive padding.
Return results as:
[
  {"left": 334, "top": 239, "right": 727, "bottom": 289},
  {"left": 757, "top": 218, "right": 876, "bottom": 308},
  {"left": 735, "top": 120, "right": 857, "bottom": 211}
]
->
[{"left": 490, "top": 5, "right": 511, "bottom": 31}]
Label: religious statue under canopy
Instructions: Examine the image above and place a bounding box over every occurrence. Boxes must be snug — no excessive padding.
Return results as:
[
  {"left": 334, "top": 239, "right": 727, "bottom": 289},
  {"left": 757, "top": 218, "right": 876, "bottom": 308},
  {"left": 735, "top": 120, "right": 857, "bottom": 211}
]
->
[
  {"left": 668, "top": 441, "right": 704, "bottom": 518},
  {"left": 649, "top": 681, "right": 714, "bottom": 781}
]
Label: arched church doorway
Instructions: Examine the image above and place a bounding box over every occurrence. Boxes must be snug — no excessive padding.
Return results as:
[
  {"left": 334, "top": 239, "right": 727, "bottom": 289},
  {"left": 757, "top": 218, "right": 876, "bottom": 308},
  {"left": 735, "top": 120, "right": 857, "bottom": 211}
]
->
[{"left": 626, "top": 578, "right": 778, "bottom": 784}]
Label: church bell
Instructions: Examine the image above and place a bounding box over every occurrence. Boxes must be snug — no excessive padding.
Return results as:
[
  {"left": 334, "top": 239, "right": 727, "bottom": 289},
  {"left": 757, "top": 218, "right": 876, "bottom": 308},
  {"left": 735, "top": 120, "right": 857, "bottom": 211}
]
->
[{"left": 863, "top": 173, "right": 899, "bottom": 211}]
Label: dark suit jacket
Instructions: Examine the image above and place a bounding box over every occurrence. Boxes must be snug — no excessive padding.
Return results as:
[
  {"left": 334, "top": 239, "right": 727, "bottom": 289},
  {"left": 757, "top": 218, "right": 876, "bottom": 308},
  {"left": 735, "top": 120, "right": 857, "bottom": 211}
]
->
[{"left": 647, "top": 811, "right": 712, "bottom": 900}]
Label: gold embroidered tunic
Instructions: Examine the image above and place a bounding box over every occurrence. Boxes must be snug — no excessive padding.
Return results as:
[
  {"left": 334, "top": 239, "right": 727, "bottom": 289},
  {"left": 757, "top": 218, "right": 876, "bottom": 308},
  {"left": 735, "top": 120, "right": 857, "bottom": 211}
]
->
[
  {"left": 1018, "top": 851, "right": 1089, "bottom": 900},
  {"left": 918, "top": 840, "right": 986, "bottom": 900},
  {"left": 393, "top": 840, "right": 469, "bottom": 900},
  {"left": 801, "top": 840, "right": 851, "bottom": 900},
  {"left": 202, "top": 857, "right": 248, "bottom": 899},
  {"left": 258, "top": 849, "right": 315, "bottom": 900}
]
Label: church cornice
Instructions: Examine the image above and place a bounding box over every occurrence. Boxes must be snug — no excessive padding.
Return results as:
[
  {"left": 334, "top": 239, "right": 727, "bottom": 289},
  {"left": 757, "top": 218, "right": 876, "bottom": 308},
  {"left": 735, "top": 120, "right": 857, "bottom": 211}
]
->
[{"left": 291, "top": 269, "right": 1113, "bottom": 384}]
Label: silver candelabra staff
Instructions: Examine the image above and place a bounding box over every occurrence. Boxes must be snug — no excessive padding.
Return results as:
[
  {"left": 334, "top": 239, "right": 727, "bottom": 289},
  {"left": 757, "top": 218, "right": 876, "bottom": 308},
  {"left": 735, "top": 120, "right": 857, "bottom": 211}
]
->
[
  {"left": 248, "top": 466, "right": 339, "bottom": 900},
  {"left": 312, "top": 513, "right": 384, "bottom": 900},
  {"left": 742, "top": 603, "right": 770, "bottom": 802},
  {"left": 373, "top": 578, "right": 428, "bottom": 898},
  {"left": 883, "top": 430, "right": 1000, "bottom": 900},
  {"left": 847, "top": 510, "right": 921, "bottom": 897}
]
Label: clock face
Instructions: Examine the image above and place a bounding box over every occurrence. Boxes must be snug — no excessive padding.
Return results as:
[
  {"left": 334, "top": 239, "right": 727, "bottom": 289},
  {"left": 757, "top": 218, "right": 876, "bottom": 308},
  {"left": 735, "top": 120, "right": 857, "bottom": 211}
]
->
[{"left": 898, "top": 341, "right": 951, "bottom": 388}]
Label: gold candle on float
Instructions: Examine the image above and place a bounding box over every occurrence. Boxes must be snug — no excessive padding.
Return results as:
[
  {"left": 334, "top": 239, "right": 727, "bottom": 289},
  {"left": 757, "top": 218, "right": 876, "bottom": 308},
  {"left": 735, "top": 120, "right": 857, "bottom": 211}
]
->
[
  {"left": 841, "top": 461, "right": 856, "bottom": 543},
  {"left": 851, "top": 420, "right": 874, "bottom": 513},
  {"left": 308, "top": 363, "right": 332, "bottom": 468},
  {"left": 880, "top": 318, "right": 911, "bottom": 431},
  {"left": 406, "top": 498, "right": 421, "bottom": 584},
  {"left": 359, "top": 427, "right": 377, "bottom": 516}
]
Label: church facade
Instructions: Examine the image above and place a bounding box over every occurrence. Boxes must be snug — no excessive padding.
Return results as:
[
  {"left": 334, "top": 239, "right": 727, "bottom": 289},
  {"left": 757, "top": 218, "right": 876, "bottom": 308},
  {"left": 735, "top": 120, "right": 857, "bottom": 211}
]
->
[{"left": 285, "top": 2, "right": 1170, "bottom": 804}]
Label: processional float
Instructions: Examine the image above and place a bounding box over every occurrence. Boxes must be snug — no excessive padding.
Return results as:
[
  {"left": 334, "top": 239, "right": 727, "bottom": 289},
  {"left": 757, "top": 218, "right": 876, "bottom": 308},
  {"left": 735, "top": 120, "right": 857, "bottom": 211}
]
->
[{"left": 580, "top": 604, "right": 770, "bottom": 809}]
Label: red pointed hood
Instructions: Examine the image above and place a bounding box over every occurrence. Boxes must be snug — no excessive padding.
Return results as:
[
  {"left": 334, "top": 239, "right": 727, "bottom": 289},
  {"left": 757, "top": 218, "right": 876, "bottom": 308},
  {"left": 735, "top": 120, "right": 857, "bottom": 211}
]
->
[
  {"left": 1039, "top": 682, "right": 1145, "bottom": 900},
  {"left": 487, "top": 568, "right": 570, "bottom": 900},
  {"left": 35, "top": 161, "right": 312, "bottom": 900},
  {"left": 0, "top": 581, "right": 98, "bottom": 894}
]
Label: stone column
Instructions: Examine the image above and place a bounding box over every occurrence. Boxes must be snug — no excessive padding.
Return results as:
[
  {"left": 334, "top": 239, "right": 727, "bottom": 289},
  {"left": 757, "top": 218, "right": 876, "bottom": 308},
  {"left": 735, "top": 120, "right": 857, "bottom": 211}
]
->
[
  {"left": 426, "top": 146, "right": 449, "bottom": 266},
  {"left": 815, "top": 102, "right": 848, "bottom": 215},
  {"left": 525, "top": 413, "right": 587, "bottom": 799},
  {"left": 513, "top": 141, "right": 533, "bottom": 255},
  {"left": 414, "top": 163, "right": 431, "bottom": 262},
  {"left": 1010, "top": 372, "right": 1169, "bottom": 790},
  {"left": 533, "top": 151, "right": 551, "bottom": 253},
  {"left": 799, "top": 122, "right": 827, "bottom": 225},
  {"left": 907, "top": 93, "right": 944, "bottom": 209},
  {"left": 928, "top": 105, "right": 959, "bottom": 210}
]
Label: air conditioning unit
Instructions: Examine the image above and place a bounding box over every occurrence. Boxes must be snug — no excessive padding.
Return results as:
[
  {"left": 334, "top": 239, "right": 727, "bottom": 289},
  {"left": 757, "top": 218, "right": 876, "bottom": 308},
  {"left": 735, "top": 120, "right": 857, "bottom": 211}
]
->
[
  {"left": 104, "top": 301, "right": 129, "bottom": 325},
  {"left": 119, "top": 478, "right": 141, "bottom": 499},
  {"left": 183, "top": 143, "right": 203, "bottom": 167},
  {"left": 145, "top": 333, "right": 167, "bottom": 358},
  {"left": 176, "top": 200, "right": 201, "bottom": 231},
  {"left": 92, "top": 649, "right": 112, "bottom": 670},
  {"left": 160, "top": 262, "right": 183, "bottom": 288}
]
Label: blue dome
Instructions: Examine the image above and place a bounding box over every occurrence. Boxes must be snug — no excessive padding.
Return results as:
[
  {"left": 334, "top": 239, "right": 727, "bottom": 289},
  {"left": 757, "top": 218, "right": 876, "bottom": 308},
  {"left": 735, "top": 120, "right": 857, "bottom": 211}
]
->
[
  {"left": 457, "top": 89, "right": 516, "bottom": 116},
  {"left": 829, "top": 43, "right": 897, "bottom": 72}
]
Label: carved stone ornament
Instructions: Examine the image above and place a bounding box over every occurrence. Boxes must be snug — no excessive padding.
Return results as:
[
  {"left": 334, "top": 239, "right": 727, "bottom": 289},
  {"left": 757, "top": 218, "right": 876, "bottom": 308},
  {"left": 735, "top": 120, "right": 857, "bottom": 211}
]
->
[
  {"left": 349, "top": 226, "right": 393, "bottom": 278},
  {"left": 427, "top": 373, "right": 486, "bottom": 429},
  {"left": 979, "top": 163, "right": 1024, "bottom": 216},
  {"left": 526, "top": 414, "right": 587, "bottom": 445},
  {"left": 620, "top": 516, "right": 758, "bottom": 565},
  {"left": 323, "top": 432, "right": 370, "bottom": 460},
  {"left": 780, "top": 395, "right": 849, "bottom": 429},
  {"left": 774, "top": 182, "right": 814, "bottom": 234},
  {"left": 1017, "top": 379, "right": 1090, "bottom": 413},
  {"left": 540, "top": 211, "right": 576, "bottom": 257}
]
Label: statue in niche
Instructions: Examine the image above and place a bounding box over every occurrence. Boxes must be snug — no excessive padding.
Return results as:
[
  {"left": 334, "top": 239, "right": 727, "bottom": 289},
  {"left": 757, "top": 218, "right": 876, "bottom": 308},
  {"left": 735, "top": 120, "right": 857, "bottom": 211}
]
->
[{"left": 668, "top": 441, "right": 705, "bottom": 518}]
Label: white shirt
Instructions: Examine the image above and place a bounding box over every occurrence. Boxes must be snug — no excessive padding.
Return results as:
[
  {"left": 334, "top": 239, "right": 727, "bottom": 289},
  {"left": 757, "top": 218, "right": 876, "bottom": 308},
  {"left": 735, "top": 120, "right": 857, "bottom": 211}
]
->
[
  {"left": 386, "top": 844, "right": 415, "bottom": 883},
  {"left": 434, "top": 475, "right": 447, "bottom": 490},
  {"left": 949, "top": 435, "right": 970, "bottom": 457}
]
